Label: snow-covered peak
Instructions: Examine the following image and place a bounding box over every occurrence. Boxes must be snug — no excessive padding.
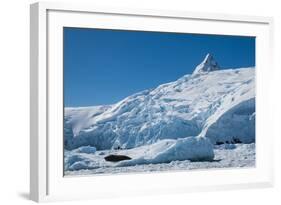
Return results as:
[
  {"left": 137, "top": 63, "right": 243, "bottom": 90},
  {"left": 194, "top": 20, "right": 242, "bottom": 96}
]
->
[{"left": 193, "top": 53, "right": 220, "bottom": 75}]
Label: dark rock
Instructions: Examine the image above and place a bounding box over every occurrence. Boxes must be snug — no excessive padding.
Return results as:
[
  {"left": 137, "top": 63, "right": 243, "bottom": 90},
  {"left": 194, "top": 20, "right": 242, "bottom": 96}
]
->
[
  {"left": 104, "top": 154, "right": 132, "bottom": 162},
  {"left": 215, "top": 141, "right": 224, "bottom": 145},
  {"left": 233, "top": 138, "right": 242, "bottom": 144}
]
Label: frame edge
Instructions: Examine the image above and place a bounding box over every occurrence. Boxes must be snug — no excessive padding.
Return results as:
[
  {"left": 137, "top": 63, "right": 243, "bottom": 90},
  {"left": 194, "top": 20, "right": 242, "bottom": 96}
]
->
[
  {"left": 30, "top": 2, "right": 48, "bottom": 202},
  {"left": 30, "top": 2, "right": 39, "bottom": 202},
  {"left": 30, "top": 1, "right": 275, "bottom": 202}
]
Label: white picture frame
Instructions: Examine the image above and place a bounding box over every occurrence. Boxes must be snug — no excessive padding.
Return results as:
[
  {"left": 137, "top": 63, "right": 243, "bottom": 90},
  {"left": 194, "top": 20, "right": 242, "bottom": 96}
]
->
[{"left": 30, "top": 2, "right": 274, "bottom": 202}]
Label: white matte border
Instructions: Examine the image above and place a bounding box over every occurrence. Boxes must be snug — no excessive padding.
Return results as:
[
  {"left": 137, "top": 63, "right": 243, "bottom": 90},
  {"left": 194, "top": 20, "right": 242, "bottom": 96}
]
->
[{"left": 30, "top": 2, "right": 274, "bottom": 202}]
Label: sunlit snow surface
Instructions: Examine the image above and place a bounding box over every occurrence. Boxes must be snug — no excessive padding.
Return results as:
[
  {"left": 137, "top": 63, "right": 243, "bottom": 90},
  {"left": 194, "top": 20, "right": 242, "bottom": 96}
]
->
[{"left": 64, "top": 143, "right": 255, "bottom": 176}]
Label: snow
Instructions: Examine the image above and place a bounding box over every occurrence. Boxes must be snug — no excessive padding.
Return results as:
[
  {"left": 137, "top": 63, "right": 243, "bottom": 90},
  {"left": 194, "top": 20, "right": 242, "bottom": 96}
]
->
[
  {"left": 63, "top": 54, "right": 255, "bottom": 175},
  {"left": 65, "top": 136, "right": 214, "bottom": 171},
  {"left": 192, "top": 53, "right": 220, "bottom": 75},
  {"left": 64, "top": 143, "right": 255, "bottom": 175},
  {"left": 116, "top": 136, "right": 214, "bottom": 167},
  {"left": 64, "top": 55, "right": 255, "bottom": 150}
]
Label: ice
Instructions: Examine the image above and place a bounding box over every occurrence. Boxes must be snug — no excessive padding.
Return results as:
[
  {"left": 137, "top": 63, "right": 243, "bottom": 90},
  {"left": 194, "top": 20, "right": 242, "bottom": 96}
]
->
[
  {"left": 64, "top": 143, "right": 255, "bottom": 174},
  {"left": 69, "top": 161, "right": 89, "bottom": 171},
  {"left": 64, "top": 54, "right": 255, "bottom": 150},
  {"left": 77, "top": 146, "right": 96, "bottom": 154},
  {"left": 64, "top": 136, "right": 214, "bottom": 171},
  {"left": 116, "top": 136, "right": 214, "bottom": 167}
]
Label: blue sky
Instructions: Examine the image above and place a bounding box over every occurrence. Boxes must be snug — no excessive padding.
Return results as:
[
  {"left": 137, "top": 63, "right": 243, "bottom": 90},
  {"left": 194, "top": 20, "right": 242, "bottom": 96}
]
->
[{"left": 64, "top": 27, "right": 255, "bottom": 107}]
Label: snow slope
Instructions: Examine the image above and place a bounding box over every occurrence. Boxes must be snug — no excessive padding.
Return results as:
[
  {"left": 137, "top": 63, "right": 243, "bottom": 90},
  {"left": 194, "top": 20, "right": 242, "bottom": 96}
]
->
[{"left": 64, "top": 54, "right": 255, "bottom": 151}]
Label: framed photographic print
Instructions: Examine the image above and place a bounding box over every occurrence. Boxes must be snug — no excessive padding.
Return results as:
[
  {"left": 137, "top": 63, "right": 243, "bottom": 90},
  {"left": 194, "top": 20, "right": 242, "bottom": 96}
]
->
[{"left": 30, "top": 2, "right": 274, "bottom": 202}]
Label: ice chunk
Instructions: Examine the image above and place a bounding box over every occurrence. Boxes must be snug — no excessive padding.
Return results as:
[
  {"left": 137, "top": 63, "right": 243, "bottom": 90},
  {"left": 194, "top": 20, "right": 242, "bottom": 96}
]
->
[
  {"left": 69, "top": 161, "right": 89, "bottom": 171},
  {"left": 116, "top": 137, "right": 214, "bottom": 167},
  {"left": 77, "top": 146, "right": 96, "bottom": 154}
]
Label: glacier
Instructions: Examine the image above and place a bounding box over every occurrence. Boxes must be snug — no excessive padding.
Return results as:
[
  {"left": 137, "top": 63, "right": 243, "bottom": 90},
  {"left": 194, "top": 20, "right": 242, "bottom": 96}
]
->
[{"left": 64, "top": 54, "right": 255, "bottom": 173}]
